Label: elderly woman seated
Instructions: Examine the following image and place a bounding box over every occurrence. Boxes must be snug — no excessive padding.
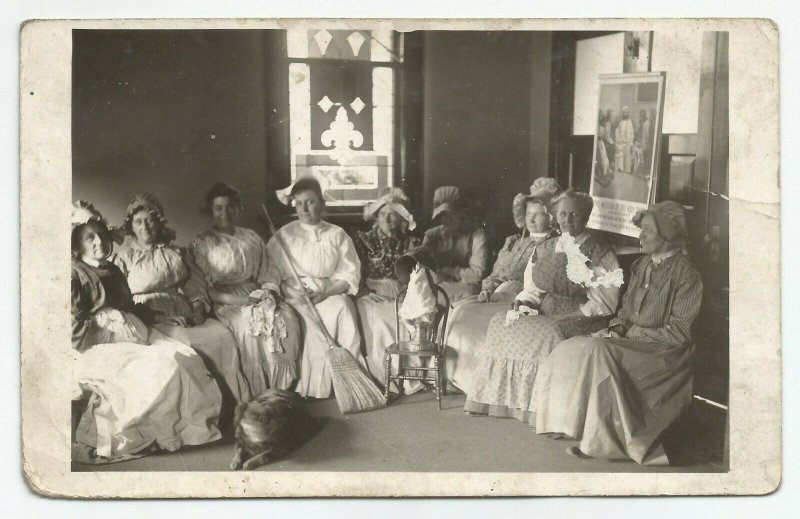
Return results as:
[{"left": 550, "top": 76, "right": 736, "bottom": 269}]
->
[
  {"left": 534, "top": 201, "right": 702, "bottom": 466},
  {"left": 267, "top": 176, "right": 366, "bottom": 399},
  {"left": 443, "top": 178, "right": 561, "bottom": 391},
  {"left": 113, "top": 193, "right": 250, "bottom": 404},
  {"left": 191, "top": 182, "right": 303, "bottom": 397},
  {"left": 422, "top": 186, "right": 489, "bottom": 303},
  {"left": 71, "top": 202, "right": 222, "bottom": 464},
  {"left": 462, "top": 189, "right": 621, "bottom": 422},
  {"left": 353, "top": 187, "right": 424, "bottom": 392}
]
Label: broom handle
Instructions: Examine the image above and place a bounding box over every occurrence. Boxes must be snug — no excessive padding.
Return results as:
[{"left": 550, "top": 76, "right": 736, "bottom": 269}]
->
[{"left": 261, "top": 204, "right": 338, "bottom": 349}]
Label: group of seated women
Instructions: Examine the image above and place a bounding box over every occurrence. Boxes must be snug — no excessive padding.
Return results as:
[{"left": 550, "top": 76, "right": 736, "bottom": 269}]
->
[{"left": 71, "top": 174, "right": 702, "bottom": 467}]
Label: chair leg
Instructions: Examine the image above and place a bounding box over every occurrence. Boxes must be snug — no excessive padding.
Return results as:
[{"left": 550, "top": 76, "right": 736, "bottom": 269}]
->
[
  {"left": 433, "top": 355, "right": 441, "bottom": 411},
  {"left": 439, "top": 353, "right": 447, "bottom": 397},
  {"left": 383, "top": 352, "right": 392, "bottom": 401}
]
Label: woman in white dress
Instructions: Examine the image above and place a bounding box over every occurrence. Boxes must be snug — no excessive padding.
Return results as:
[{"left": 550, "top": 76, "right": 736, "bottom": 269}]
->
[
  {"left": 113, "top": 193, "right": 250, "bottom": 404},
  {"left": 268, "top": 176, "right": 365, "bottom": 399},
  {"left": 71, "top": 201, "right": 222, "bottom": 464},
  {"left": 191, "top": 182, "right": 302, "bottom": 396}
]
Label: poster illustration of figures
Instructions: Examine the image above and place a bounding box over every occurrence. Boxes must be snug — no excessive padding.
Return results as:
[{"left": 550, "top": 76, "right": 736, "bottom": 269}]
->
[{"left": 588, "top": 72, "right": 665, "bottom": 237}]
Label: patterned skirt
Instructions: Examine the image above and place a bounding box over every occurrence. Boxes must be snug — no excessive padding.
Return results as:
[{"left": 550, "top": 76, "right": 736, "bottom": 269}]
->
[{"left": 463, "top": 311, "right": 608, "bottom": 424}]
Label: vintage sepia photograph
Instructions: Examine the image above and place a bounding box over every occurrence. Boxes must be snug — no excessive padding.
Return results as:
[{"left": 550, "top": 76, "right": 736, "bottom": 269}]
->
[{"left": 18, "top": 18, "right": 781, "bottom": 498}]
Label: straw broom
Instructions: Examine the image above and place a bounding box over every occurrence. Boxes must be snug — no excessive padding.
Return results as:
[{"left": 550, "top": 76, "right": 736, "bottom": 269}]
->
[{"left": 261, "top": 204, "right": 386, "bottom": 414}]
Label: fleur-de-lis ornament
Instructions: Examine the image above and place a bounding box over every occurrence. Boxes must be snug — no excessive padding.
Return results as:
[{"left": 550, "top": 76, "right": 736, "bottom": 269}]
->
[{"left": 321, "top": 106, "right": 364, "bottom": 164}]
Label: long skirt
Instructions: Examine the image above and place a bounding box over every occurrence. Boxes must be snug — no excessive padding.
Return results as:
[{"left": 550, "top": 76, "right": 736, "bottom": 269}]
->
[
  {"left": 463, "top": 312, "right": 607, "bottom": 424},
  {"left": 356, "top": 279, "right": 423, "bottom": 394},
  {"left": 533, "top": 336, "right": 694, "bottom": 465},
  {"left": 155, "top": 318, "right": 251, "bottom": 403},
  {"left": 73, "top": 329, "right": 223, "bottom": 464},
  {"left": 215, "top": 301, "right": 302, "bottom": 396},
  {"left": 442, "top": 295, "right": 513, "bottom": 391},
  {"left": 289, "top": 294, "right": 365, "bottom": 399}
]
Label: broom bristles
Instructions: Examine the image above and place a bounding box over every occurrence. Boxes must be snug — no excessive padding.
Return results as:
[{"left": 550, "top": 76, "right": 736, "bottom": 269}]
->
[{"left": 326, "top": 347, "right": 386, "bottom": 414}]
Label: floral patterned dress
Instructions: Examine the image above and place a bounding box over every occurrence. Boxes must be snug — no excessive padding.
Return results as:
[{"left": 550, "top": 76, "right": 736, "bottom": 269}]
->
[
  {"left": 191, "top": 227, "right": 302, "bottom": 396},
  {"left": 354, "top": 228, "right": 422, "bottom": 392},
  {"left": 444, "top": 231, "right": 554, "bottom": 391}
]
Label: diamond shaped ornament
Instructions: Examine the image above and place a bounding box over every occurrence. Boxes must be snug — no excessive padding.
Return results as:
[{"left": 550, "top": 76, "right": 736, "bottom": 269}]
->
[
  {"left": 350, "top": 97, "right": 365, "bottom": 114},
  {"left": 317, "top": 95, "right": 334, "bottom": 113},
  {"left": 313, "top": 30, "right": 333, "bottom": 55},
  {"left": 346, "top": 31, "right": 366, "bottom": 56}
]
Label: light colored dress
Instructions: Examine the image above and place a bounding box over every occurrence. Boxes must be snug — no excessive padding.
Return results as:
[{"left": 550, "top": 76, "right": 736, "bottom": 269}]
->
[
  {"left": 534, "top": 251, "right": 703, "bottom": 465},
  {"left": 112, "top": 239, "right": 250, "bottom": 403},
  {"left": 353, "top": 227, "right": 422, "bottom": 393},
  {"left": 422, "top": 224, "right": 490, "bottom": 303},
  {"left": 444, "top": 230, "right": 553, "bottom": 391},
  {"left": 191, "top": 227, "right": 302, "bottom": 396},
  {"left": 615, "top": 118, "right": 635, "bottom": 173},
  {"left": 267, "top": 220, "right": 365, "bottom": 399},
  {"left": 72, "top": 259, "right": 222, "bottom": 463},
  {"left": 463, "top": 231, "right": 620, "bottom": 423}
]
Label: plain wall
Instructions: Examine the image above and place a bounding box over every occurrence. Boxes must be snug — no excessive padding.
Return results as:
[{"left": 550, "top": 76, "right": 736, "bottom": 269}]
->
[
  {"left": 72, "top": 30, "right": 285, "bottom": 247},
  {"left": 420, "top": 31, "right": 552, "bottom": 243}
]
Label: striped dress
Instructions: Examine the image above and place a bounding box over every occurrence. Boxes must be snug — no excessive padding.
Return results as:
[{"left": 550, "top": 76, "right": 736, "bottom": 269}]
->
[{"left": 533, "top": 251, "right": 703, "bottom": 465}]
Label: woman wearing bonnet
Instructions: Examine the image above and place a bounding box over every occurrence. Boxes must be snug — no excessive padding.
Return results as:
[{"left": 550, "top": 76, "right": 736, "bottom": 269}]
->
[
  {"left": 443, "top": 178, "right": 561, "bottom": 391},
  {"left": 191, "top": 182, "right": 303, "bottom": 397},
  {"left": 534, "top": 201, "right": 703, "bottom": 465},
  {"left": 462, "top": 189, "right": 622, "bottom": 423},
  {"left": 421, "top": 186, "right": 490, "bottom": 303},
  {"left": 112, "top": 193, "right": 250, "bottom": 404},
  {"left": 71, "top": 201, "right": 222, "bottom": 464},
  {"left": 353, "top": 187, "right": 424, "bottom": 392}
]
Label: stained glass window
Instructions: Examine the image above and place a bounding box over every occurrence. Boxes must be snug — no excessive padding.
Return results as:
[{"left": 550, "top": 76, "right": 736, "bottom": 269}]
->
[{"left": 287, "top": 29, "right": 402, "bottom": 207}]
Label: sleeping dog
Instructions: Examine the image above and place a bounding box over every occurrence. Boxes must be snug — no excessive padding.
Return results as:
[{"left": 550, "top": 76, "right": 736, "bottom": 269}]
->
[{"left": 230, "top": 388, "right": 311, "bottom": 470}]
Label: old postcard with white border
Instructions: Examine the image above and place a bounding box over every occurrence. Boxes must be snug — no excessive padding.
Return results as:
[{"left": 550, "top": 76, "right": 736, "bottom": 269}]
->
[{"left": 20, "top": 18, "right": 779, "bottom": 497}]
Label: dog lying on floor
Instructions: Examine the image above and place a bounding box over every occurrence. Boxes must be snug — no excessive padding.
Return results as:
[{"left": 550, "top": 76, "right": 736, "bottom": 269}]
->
[{"left": 230, "top": 388, "right": 311, "bottom": 470}]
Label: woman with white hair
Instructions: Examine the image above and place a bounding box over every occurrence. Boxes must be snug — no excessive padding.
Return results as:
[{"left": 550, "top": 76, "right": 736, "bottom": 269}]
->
[
  {"left": 534, "top": 201, "right": 702, "bottom": 465},
  {"left": 443, "top": 178, "right": 562, "bottom": 391},
  {"left": 353, "top": 187, "right": 423, "bottom": 391},
  {"left": 463, "top": 189, "right": 621, "bottom": 423}
]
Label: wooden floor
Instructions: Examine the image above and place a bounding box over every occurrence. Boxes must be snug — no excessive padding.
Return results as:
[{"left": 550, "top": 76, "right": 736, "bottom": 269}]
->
[{"left": 73, "top": 391, "right": 727, "bottom": 473}]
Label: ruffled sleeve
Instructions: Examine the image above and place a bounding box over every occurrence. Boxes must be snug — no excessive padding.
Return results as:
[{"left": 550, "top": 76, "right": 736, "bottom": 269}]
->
[
  {"left": 580, "top": 248, "right": 622, "bottom": 317},
  {"left": 189, "top": 235, "right": 214, "bottom": 286},
  {"left": 330, "top": 228, "right": 362, "bottom": 296}
]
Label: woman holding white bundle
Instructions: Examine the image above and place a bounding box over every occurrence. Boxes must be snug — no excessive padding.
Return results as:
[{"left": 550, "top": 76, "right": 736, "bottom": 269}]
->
[
  {"left": 462, "top": 189, "right": 622, "bottom": 423},
  {"left": 191, "top": 182, "right": 302, "bottom": 396}
]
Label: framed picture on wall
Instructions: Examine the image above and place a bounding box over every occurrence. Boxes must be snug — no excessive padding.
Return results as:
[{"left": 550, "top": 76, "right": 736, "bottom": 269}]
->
[{"left": 588, "top": 71, "right": 666, "bottom": 237}]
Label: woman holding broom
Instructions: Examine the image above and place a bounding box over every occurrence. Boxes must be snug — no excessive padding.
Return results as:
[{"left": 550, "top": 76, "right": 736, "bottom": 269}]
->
[{"left": 267, "top": 176, "right": 367, "bottom": 399}]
